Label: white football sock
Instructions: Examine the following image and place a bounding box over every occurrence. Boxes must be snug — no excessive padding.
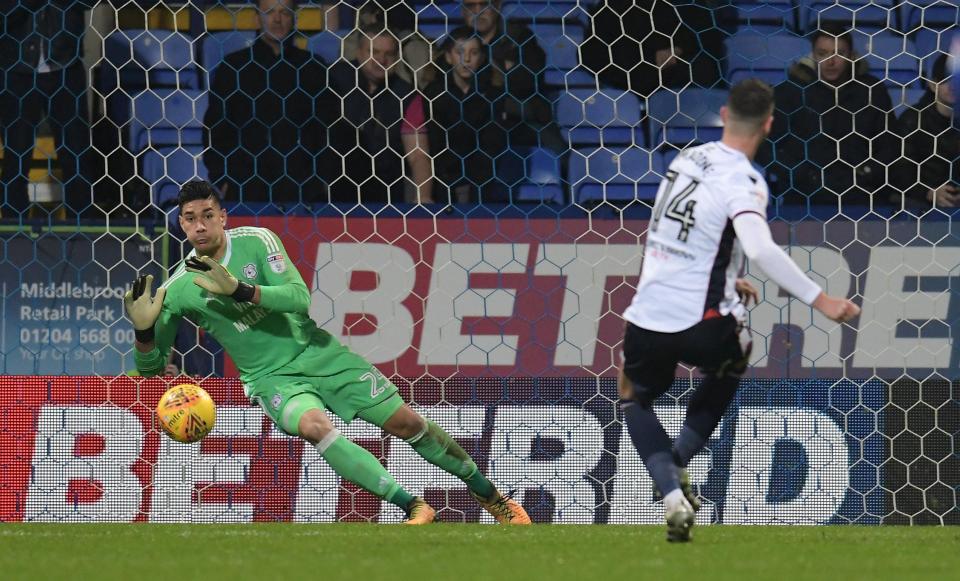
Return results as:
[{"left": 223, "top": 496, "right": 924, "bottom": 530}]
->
[{"left": 664, "top": 489, "right": 687, "bottom": 511}]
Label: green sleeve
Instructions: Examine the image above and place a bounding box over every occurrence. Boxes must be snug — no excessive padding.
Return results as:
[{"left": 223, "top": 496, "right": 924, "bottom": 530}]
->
[
  {"left": 134, "top": 290, "right": 183, "bottom": 377},
  {"left": 258, "top": 229, "right": 311, "bottom": 314}
]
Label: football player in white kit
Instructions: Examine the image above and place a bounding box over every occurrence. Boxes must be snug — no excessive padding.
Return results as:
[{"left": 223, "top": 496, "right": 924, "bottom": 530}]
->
[{"left": 619, "top": 79, "right": 860, "bottom": 542}]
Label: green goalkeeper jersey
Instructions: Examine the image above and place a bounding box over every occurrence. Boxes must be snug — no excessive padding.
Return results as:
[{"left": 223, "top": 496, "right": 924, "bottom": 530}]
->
[{"left": 134, "top": 226, "right": 334, "bottom": 385}]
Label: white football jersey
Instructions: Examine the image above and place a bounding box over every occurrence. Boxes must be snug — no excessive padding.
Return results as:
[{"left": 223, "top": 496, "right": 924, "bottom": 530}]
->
[{"left": 623, "top": 141, "right": 769, "bottom": 332}]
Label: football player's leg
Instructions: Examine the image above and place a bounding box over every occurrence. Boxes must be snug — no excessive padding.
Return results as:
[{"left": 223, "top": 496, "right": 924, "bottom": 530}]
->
[
  {"left": 620, "top": 369, "right": 694, "bottom": 541},
  {"left": 269, "top": 392, "right": 423, "bottom": 520},
  {"left": 618, "top": 368, "right": 680, "bottom": 499},
  {"left": 674, "top": 319, "right": 751, "bottom": 468},
  {"left": 375, "top": 403, "right": 531, "bottom": 524}
]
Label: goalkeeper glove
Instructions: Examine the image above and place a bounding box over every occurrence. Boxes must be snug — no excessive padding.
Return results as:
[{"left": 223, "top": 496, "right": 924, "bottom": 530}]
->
[
  {"left": 185, "top": 255, "right": 256, "bottom": 302},
  {"left": 123, "top": 274, "right": 166, "bottom": 343}
]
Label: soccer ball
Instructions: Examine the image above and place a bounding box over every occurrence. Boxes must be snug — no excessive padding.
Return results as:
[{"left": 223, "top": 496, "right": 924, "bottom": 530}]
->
[{"left": 156, "top": 384, "right": 216, "bottom": 443}]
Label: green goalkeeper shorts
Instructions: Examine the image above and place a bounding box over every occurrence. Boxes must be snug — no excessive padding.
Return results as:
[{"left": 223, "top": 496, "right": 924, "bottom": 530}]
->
[{"left": 246, "top": 342, "right": 403, "bottom": 436}]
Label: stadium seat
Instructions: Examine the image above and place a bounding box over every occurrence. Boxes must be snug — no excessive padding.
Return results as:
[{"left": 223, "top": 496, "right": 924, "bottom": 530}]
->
[
  {"left": 201, "top": 31, "right": 255, "bottom": 86},
  {"left": 803, "top": 1, "right": 897, "bottom": 34},
  {"left": 568, "top": 147, "right": 659, "bottom": 204},
  {"left": 725, "top": 32, "right": 810, "bottom": 87},
  {"left": 516, "top": 148, "right": 565, "bottom": 204},
  {"left": 890, "top": 86, "right": 928, "bottom": 118},
  {"left": 545, "top": 69, "right": 597, "bottom": 90},
  {"left": 140, "top": 146, "right": 208, "bottom": 208},
  {"left": 854, "top": 34, "right": 921, "bottom": 86},
  {"left": 913, "top": 26, "right": 956, "bottom": 59},
  {"left": 541, "top": 28, "right": 583, "bottom": 70},
  {"left": 503, "top": 1, "right": 584, "bottom": 24},
  {"left": 412, "top": 1, "right": 461, "bottom": 22},
  {"left": 647, "top": 89, "right": 727, "bottom": 149},
  {"left": 128, "top": 90, "right": 208, "bottom": 154},
  {"left": 102, "top": 29, "right": 199, "bottom": 90},
  {"left": 307, "top": 30, "right": 348, "bottom": 64},
  {"left": 736, "top": 1, "right": 801, "bottom": 34},
  {"left": 902, "top": 0, "right": 959, "bottom": 34},
  {"left": 555, "top": 89, "right": 643, "bottom": 145},
  {"left": 99, "top": 29, "right": 199, "bottom": 129}
]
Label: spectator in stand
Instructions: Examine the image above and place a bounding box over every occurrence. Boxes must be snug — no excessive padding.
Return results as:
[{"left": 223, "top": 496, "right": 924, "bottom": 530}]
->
[
  {"left": 757, "top": 23, "right": 895, "bottom": 209},
  {"left": 342, "top": 1, "right": 438, "bottom": 90},
  {"left": 204, "top": 0, "right": 336, "bottom": 207},
  {"left": 459, "top": 0, "right": 563, "bottom": 151},
  {"left": 0, "top": 0, "right": 97, "bottom": 218},
  {"left": 329, "top": 24, "right": 432, "bottom": 204},
  {"left": 893, "top": 53, "right": 959, "bottom": 209},
  {"left": 580, "top": 0, "right": 727, "bottom": 98},
  {"left": 424, "top": 27, "right": 507, "bottom": 204}
]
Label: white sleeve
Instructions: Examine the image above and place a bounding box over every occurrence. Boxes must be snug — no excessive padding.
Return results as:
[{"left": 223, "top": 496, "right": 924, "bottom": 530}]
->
[{"left": 732, "top": 212, "right": 822, "bottom": 305}]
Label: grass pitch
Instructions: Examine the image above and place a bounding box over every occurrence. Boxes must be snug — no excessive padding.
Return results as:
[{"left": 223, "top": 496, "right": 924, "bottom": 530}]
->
[{"left": 1, "top": 524, "right": 956, "bottom": 581}]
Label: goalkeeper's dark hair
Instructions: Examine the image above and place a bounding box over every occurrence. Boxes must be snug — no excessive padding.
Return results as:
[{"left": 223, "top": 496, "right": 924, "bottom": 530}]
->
[
  {"left": 727, "top": 79, "right": 775, "bottom": 126},
  {"left": 178, "top": 180, "right": 223, "bottom": 209}
]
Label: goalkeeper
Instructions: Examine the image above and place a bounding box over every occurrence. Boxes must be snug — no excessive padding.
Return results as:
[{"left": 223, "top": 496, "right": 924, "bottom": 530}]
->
[{"left": 124, "top": 180, "right": 530, "bottom": 525}]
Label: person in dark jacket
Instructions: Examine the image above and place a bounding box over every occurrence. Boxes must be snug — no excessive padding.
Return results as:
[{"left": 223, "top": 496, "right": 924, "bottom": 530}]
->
[
  {"left": 203, "top": 0, "right": 336, "bottom": 206},
  {"left": 459, "top": 0, "right": 562, "bottom": 151},
  {"left": 328, "top": 24, "right": 432, "bottom": 204},
  {"left": 0, "top": 0, "right": 96, "bottom": 217},
  {"left": 580, "top": 0, "right": 727, "bottom": 97},
  {"left": 424, "top": 27, "right": 508, "bottom": 204},
  {"left": 893, "top": 52, "right": 959, "bottom": 209},
  {"left": 757, "top": 23, "right": 896, "bottom": 208}
]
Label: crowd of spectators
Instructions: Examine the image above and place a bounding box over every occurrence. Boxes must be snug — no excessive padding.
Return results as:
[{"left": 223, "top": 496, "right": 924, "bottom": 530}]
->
[{"left": 0, "top": 0, "right": 958, "bottom": 219}]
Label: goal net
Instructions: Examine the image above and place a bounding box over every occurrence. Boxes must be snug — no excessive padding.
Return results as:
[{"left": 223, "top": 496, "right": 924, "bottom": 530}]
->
[{"left": 0, "top": 0, "right": 957, "bottom": 525}]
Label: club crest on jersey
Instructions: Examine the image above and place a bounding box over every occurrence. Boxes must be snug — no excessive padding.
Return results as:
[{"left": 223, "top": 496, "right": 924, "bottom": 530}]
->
[
  {"left": 243, "top": 263, "right": 257, "bottom": 279},
  {"left": 267, "top": 252, "right": 286, "bottom": 274},
  {"left": 271, "top": 394, "right": 283, "bottom": 410}
]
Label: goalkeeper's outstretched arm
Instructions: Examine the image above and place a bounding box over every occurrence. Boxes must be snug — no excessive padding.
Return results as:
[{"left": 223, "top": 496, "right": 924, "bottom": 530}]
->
[
  {"left": 185, "top": 229, "right": 310, "bottom": 314},
  {"left": 124, "top": 274, "right": 182, "bottom": 377}
]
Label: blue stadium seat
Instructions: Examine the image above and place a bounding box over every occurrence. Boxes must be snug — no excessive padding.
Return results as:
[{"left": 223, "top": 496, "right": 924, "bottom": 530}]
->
[
  {"left": 103, "top": 29, "right": 198, "bottom": 90},
  {"left": 725, "top": 32, "right": 810, "bottom": 86},
  {"left": 890, "top": 86, "right": 928, "bottom": 118},
  {"left": 420, "top": 22, "right": 450, "bottom": 41},
  {"left": 647, "top": 89, "right": 727, "bottom": 148},
  {"left": 902, "top": 1, "right": 959, "bottom": 34},
  {"left": 308, "top": 30, "right": 348, "bottom": 64},
  {"left": 568, "top": 147, "right": 659, "bottom": 204},
  {"left": 913, "top": 27, "right": 956, "bottom": 59},
  {"left": 555, "top": 89, "right": 643, "bottom": 145},
  {"left": 201, "top": 31, "right": 255, "bottom": 85},
  {"left": 544, "top": 69, "right": 597, "bottom": 89},
  {"left": 516, "top": 148, "right": 565, "bottom": 204},
  {"left": 128, "top": 90, "right": 208, "bottom": 154},
  {"left": 854, "top": 34, "right": 921, "bottom": 87},
  {"left": 413, "top": 1, "right": 460, "bottom": 20},
  {"left": 99, "top": 29, "right": 199, "bottom": 128},
  {"left": 803, "top": 1, "right": 897, "bottom": 34},
  {"left": 503, "top": 1, "right": 585, "bottom": 23},
  {"left": 141, "top": 146, "right": 208, "bottom": 208},
  {"left": 541, "top": 28, "right": 582, "bottom": 70},
  {"left": 736, "top": 1, "right": 801, "bottom": 34}
]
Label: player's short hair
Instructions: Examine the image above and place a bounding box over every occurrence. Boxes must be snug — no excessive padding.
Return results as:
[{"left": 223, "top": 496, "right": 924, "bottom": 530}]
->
[
  {"left": 178, "top": 180, "right": 223, "bottom": 209},
  {"left": 810, "top": 21, "right": 853, "bottom": 54},
  {"left": 442, "top": 26, "right": 484, "bottom": 53},
  {"left": 727, "top": 79, "right": 775, "bottom": 126}
]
